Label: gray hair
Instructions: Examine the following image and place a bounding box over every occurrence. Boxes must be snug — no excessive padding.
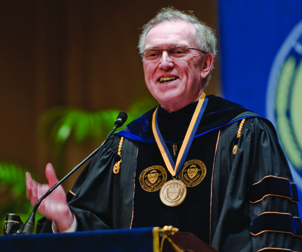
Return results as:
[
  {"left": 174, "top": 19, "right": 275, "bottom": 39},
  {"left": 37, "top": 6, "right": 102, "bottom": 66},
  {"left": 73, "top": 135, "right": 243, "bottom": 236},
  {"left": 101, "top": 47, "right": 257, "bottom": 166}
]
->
[{"left": 138, "top": 7, "right": 217, "bottom": 87}]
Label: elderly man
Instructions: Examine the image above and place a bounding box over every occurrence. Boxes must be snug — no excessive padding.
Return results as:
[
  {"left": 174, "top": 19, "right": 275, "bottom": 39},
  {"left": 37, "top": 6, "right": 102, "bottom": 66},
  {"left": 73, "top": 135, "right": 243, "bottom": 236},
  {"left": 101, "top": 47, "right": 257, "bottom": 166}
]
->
[{"left": 26, "top": 7, "right": 301, "bottom": 251}]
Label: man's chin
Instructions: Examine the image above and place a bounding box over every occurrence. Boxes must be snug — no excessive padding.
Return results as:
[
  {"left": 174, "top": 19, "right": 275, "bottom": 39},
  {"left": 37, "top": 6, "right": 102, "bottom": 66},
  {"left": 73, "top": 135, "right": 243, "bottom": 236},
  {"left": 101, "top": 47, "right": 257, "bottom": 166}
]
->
[
  {"left": 157, "top": 94, "right": 180, "bottom": 104},
  {"left": 157, "top": 95, "right": 189, "bottom": 112}
]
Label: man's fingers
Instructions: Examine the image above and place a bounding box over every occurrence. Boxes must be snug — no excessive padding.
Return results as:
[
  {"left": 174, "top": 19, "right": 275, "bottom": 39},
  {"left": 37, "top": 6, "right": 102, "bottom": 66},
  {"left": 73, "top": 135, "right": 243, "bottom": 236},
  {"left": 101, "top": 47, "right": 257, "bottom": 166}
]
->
[
  {"left": 37, "top": 183, "right": 49, "bottom": 199},
  {"left": 30, "top": 179, "right": 38, "bottom": 206},
  {"left": 45, "top": 163, "right": 59, "bottom": 188},
  {"left": 25, "top": 172, "right": 32, "bottom": 200},
  {"left": 26, "top": 164, "right": 67, "bottom": 220},
  {"left": 26, "top": 172, "right": 39, "bottom": 207},
  {"left": 36, "top": 190, "right": 48, "bottom": 216}
]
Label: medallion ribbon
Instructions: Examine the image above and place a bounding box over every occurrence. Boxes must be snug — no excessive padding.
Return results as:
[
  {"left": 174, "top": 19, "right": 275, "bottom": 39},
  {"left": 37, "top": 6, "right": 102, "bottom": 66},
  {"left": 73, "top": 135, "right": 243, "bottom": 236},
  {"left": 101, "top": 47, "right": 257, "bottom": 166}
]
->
[{"left": 152, "top": 92, "right": 208, "bottom": 177}]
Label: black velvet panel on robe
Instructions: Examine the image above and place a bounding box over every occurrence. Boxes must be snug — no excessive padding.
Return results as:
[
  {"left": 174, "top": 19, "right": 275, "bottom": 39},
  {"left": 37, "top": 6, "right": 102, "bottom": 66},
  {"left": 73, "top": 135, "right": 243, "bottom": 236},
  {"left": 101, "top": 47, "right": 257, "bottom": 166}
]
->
[{"left": 131, "top": 102, "right": 219, "bottom": 244}]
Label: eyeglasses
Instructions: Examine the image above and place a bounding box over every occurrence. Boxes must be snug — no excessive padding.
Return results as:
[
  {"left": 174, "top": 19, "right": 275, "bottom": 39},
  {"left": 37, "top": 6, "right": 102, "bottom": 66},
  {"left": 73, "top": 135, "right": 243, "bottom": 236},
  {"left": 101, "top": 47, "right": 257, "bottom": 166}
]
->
[{"left": 141, "top": 45, "right": 207, "bottom": 62}]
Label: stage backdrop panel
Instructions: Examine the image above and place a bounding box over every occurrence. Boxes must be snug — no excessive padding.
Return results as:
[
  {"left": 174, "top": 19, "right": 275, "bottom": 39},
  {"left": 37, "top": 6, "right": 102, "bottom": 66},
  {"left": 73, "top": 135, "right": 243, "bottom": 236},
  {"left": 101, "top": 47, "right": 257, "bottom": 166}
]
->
[{"left": 218, "top": 0, "right": 302, "bottom": 217}]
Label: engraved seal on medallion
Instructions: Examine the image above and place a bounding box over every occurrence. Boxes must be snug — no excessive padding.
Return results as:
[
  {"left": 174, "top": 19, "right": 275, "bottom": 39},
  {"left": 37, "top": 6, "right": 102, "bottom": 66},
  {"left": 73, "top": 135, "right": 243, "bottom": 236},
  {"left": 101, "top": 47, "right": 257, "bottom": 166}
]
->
[
  {"left": 178, "top": 159, "right": 206, "bottom": 187},
  {"left": 159, "top": 179, "right": 187, "bottom": 207},
  {"left": 139, "top": 165, "right": 167, "bottom": 192}
]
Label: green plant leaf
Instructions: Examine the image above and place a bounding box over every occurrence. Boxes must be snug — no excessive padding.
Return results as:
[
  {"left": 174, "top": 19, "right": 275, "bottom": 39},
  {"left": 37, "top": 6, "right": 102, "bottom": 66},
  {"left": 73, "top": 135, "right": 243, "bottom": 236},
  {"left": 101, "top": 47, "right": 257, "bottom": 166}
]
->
[
  {"left": 40, "top": 96, "right": 157, "bottom": 148},
  {"left": 0, "top": 162, "right": 27, "bottom": 196},
  {"left": 74, "top": 111, "right": 91, "bottom": 143}
]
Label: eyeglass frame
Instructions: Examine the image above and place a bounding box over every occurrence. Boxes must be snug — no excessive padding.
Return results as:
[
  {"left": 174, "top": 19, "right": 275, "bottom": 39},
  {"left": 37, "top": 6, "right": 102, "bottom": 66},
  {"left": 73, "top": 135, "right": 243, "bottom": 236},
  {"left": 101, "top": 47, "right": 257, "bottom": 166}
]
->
[{"left": 140, "top": 45, "right": 208, "bottom": 62}]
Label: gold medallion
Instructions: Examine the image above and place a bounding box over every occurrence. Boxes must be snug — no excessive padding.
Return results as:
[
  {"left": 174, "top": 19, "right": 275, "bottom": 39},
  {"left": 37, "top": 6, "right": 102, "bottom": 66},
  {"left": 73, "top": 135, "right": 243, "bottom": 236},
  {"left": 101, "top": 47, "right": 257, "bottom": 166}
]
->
[
  {"left": 139, "top": 166, "right": 167, "bottom": 192},
  {"left": 178, "top": 159, "right": 206, "bottom": 187},
  {"left": 159, "top": 179, "right": 187, "bottom": 207}
]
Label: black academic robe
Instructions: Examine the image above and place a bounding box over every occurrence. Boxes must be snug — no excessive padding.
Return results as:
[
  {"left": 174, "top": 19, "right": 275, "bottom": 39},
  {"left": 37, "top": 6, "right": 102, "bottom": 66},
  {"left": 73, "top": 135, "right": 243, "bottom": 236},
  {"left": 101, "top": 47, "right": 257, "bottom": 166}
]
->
[{"left": 37, "top": 95, "right": 302, "bottom": 251}]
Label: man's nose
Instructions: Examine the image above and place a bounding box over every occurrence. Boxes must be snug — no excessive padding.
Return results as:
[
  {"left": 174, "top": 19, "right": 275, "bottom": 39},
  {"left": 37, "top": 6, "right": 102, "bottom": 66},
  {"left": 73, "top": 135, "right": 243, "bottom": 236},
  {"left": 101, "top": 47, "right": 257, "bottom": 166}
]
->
[{"left": 159, "top": 51, "right": 174, "bottom": 70}]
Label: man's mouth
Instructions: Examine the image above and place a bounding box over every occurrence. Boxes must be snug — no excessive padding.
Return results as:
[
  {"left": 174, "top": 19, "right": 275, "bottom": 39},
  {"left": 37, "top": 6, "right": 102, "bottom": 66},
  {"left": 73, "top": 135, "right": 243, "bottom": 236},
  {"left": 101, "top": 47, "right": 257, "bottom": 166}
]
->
[{"left": 158, "top": 76, "right": 179, "bottom": 83}]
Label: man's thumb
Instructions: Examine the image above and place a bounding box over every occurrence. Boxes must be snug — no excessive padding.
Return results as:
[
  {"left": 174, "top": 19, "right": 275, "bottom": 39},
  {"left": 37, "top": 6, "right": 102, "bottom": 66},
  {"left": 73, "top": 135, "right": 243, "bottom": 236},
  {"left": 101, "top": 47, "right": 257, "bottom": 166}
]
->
[{"left": 45, "top": 163, "right": 59, "bottom": 187}]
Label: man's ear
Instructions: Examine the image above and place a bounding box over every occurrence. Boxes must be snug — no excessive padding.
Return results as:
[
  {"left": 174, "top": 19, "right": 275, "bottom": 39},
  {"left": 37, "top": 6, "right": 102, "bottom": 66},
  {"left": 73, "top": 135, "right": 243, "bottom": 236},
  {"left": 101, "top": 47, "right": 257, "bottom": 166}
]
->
[{"left": 200, "top": 53, "right": 214, "bottom": 79}]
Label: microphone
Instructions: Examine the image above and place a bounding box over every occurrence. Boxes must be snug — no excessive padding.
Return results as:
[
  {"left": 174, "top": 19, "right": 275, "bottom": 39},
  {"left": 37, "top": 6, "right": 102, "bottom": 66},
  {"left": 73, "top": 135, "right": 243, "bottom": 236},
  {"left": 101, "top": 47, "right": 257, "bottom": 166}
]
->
[
  {"left": 115, "top": 112, "right": 127, "bottom": 127},
  {"left": 5, "top": 112, "right": 128, "bottom": 235}
]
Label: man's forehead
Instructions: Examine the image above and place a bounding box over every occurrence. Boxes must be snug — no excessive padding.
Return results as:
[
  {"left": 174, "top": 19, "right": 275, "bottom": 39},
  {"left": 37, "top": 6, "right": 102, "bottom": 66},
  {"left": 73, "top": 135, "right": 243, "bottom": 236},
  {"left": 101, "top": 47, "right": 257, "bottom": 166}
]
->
[{"left": 144, "top": 20, "right": 197, "bottom": 49}]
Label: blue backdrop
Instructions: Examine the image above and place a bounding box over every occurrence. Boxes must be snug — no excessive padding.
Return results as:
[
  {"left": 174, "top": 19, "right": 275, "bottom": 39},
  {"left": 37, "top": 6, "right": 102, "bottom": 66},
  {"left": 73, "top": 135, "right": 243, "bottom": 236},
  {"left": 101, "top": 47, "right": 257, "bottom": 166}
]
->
[{"left": 218, "top": 0, "right": 302, "bottom": 217}]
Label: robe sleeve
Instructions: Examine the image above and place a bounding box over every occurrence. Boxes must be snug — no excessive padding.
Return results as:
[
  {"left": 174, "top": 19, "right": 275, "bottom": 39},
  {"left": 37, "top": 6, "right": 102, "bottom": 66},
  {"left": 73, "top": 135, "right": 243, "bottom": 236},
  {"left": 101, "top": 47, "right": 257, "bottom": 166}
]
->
[
  {"left": 211, "top": 117, "right": 302, "bottom": 251},
  {"left": 37, "top": 135, "right": 137, "bottom": 233}
]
